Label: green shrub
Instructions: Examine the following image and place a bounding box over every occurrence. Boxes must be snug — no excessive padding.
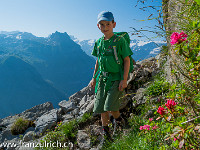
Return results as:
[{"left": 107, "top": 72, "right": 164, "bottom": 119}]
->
[
  {"left": 36, "top": 121, "right": 70, "bottom": 150},
  {"left": 128, "top": 114, "right": 145, "bottom": 132},
  {"left": 147, "top": 80, "right": 169, "bottom": 96},
  {"left": 78, "top": 113, "right": 92, "bottom": 124},
  {"left": 11, "top": 117, "right": 34, "bottom": 135},
  {"left": 61, "top": 119, "right": 78, "bottom": 142},
  {"left": 193, "top": 91, "right": 200, "bottom": 105}
]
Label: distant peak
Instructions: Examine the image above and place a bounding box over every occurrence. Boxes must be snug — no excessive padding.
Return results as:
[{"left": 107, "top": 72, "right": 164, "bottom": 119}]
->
[
  {"left": 50, "top": 31, "right": 70, "bottom": 38},
  {"left": 50, "top": 31, "right": 71, "bottom": 41}
]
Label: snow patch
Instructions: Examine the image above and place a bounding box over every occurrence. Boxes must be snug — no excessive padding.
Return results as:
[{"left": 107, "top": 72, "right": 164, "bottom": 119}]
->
[
  {"left": 137, "top": 41, "right": 151, "bottom": 46},
  {"left": 88, "top": 39, "right": 95, "bottom": 46},
  {"left": 150, "top": 47, "right": 161, "bottom": 54},
  {"left": 130, "top": 42, "right": 137, "bottom": 47},
  {"left": 16, "top": 35, "right": 22, "bottom": 39}
]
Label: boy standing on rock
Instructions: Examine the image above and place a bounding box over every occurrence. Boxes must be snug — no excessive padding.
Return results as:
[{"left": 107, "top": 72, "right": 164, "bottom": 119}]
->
[{"left": 90, "top": 11, "right": 133, "bottom": 145}]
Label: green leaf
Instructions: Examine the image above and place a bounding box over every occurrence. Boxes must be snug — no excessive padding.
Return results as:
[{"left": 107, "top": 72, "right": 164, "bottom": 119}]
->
[
  {"left": 174, "top": 140, "right": 179, "bottom": 147},
  {"left": 171, "top": 69, "right": 175, "bottom": 74},
  {"left": 184, "top": 133, "right": 188, "bottom": 139},
  {"left": 193, "top": 20, "right": 198, "bottom": 28},
  {"left": 171, "top": 84, "right": 177, "bottom": 90},
  {"left": 194, "top": 0, "right": 200, "bottom": 5},
  {"left": 166, "top": 126, "right": 171, "bottom": 132}
]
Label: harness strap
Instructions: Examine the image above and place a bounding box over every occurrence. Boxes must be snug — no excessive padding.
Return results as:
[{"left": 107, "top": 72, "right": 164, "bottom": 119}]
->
[
  {"left": 113, "top": 46, "right": 120, "bottom": 64},
  {"left": 97, "top": 46, "right": 100, "bottom": 56},
  {"left": 101, "top": 72, "right": 112, "bottom": 92}
]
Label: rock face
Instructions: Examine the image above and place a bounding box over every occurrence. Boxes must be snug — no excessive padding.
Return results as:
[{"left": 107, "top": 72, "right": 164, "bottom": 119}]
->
[
  {"left": 58, "top": 100, "right": 77, "bottom": 114},
  {"left": 77, "top": 130, "right": 91, "bottom": 149},
  {"left": 34, "top": 109, "right": 58, "bottom": 136},
  {"left": 0, "top": 102, "right": 54, "bottom": 149},
  {"left": 0, "top": 56, "right": 160, "bottom": 150}
]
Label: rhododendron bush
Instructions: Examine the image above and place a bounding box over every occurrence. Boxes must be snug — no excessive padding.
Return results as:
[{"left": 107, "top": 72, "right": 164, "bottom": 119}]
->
[{"left": 138, "top": 0, "right": 200, "bottom": 148}]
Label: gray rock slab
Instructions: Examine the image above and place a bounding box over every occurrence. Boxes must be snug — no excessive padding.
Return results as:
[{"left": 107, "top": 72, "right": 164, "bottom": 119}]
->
[
  {"left": 77, "top": 130, "right": 91, "bottom": 150},
  {"left": 34, "top": 109, "right": 57, "bottom": 136},
  {"left": 58, "top": 100, "right": 76, "bottom": 114}
]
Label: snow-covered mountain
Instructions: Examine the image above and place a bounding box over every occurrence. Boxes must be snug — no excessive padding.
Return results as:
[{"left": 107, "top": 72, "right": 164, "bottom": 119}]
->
[
  {"left": 130, "top": 40, "right": 166, "bottom": 61},
  {"left": 72, "top": 36, "right": 166, "bottom": 61}
]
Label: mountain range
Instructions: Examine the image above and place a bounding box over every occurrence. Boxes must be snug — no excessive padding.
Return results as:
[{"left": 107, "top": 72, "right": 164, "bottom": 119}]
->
[
  {"left": 0, "top": 31, "right": 95, "bottom": 118},
  {"left": 72, "top": 35, "right": 166, "bottom": 61}
]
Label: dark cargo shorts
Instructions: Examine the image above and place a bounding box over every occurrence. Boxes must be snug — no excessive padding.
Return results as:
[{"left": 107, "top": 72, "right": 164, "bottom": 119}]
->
[{"left": 93, "top": 76, "right": 123, "bottom": 114}]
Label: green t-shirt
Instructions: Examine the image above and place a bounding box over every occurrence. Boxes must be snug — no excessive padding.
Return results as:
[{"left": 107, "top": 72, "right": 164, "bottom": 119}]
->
[{"left": 92, "top": 34, "right": 133, "bottom": 75}]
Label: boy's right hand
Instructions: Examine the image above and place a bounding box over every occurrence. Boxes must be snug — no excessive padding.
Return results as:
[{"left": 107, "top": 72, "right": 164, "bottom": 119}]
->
[{"left": 90, "top": 78, "right": 96, "bottom": 89}]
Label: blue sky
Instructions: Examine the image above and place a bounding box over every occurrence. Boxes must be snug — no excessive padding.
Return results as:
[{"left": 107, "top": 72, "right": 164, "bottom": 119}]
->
[{"left": 0, "top": 0, "right": 163, "bottom": 41}]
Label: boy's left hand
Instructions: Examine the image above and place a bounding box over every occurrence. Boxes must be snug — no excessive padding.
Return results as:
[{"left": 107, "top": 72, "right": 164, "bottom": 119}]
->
[{"left": 119, "top": 80, "right": 127, "bottom": 91}]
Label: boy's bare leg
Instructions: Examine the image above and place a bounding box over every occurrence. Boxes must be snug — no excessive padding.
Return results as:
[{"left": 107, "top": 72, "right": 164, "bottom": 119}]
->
[
  {"left": 109, "top": 111, "right": 120, "bottom": 119},
  {"left": 101, "top": 112, "right": 110, "bottom": 126}
]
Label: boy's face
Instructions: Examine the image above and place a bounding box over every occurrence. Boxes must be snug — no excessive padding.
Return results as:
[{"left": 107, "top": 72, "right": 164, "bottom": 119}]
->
[{"left": 97, "top": 20, "right": 116, "bottom": 36}]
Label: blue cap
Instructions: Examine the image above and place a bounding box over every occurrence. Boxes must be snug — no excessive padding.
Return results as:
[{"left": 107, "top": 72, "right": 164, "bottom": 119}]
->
[{"left": 97, "top": 11, "right": 114, "bottom": 23}]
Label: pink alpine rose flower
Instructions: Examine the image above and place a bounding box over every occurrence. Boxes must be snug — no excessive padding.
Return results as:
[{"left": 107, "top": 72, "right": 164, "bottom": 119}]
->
[
  {"left": 143, "top": 125, "right": 151, "bottom": 130},
  {"left": 165, "top": 99, "right": 177, "bottom": 110},
  {"left": 170, "top": 31, "right": 188, "bottom": 45},
  {"left": 139, "top": 126, "right": 144, "bottom": 130},
  {"left": 152, "top": 125, "right": 158, "bottom": 130},
  {"left": 149, "top": 118, "right": 153, "bottom": 122},
  {"left": 157, "top": 106, "right": 167, "bottom": 116},
  {"left": 139, "top": 125, "right": 151, "bottom": 130}
]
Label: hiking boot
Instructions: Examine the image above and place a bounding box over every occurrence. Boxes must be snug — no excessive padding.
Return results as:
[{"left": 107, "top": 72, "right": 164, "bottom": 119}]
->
[
  {"left": 112, "top": 116, "right": 125, "bottom": 137},
  {"left": 97, "top": 126, "right": 113, "bottom": 149}
]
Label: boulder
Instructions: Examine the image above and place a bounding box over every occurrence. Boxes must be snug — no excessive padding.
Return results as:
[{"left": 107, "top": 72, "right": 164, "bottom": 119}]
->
[
  {"left": 23, "top": 130, "right": 35, "bottom": 142},
  {"left": 0, "top": 129, "right": 19, "bottom": 143},
  {"left": 20, "top": 102, "right": 54, "bottom": 121},
  {"left": 62, "top": 114, "right": 74, "bottom": 123},
  {"left": 70, "top": 108, "right": 79, "bottom": 117},
  {"left": 132, "top": 88, "right": 146, "bottom": 107},
  {"left": 34, "top": 109, "right": 58, "bottom": 136},
  {"left": 58, "top": 100, "right": 76, "bottom": 114},
  {"left": 69, "top": 86, "right": 95, "bottom": 104},
  {"left": 77, "top": 130, "right": 91, "bottom": 150},
  {"left": 0, "top": 102, "right": 54, "bottom": 131},
  {"left": 79, "top": 95, "right": 89, "bottom": 107},
  {"left": 79, "top": 99, "right": 94, "bottom": 115}
]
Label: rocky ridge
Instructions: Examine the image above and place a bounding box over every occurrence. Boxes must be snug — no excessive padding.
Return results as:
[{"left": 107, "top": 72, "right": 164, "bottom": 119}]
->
[{"left": 0, "top": 55, "right": 162, "bottom": 150}]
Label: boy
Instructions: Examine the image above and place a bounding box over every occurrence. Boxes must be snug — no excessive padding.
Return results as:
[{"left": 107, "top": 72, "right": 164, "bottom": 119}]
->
[{"left": 90, "top": 11, "right": 133, "bottom": 143}]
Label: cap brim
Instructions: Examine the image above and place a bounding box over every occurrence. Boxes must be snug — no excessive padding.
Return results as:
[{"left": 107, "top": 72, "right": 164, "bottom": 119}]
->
[{"left": 97, "top": 17, "right": 113, "bottom": 23}]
